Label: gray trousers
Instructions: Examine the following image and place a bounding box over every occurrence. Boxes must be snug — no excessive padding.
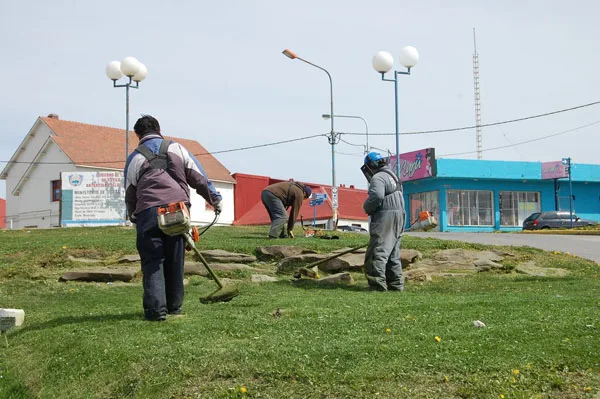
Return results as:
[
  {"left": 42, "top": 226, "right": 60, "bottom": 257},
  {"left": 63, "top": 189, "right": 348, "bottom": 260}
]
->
[
  {"left": 364, "top": 210, "right": 404, "bottom": 291},
  {"left": 261, "top": 190, "right": 288, "bottom": 238}
]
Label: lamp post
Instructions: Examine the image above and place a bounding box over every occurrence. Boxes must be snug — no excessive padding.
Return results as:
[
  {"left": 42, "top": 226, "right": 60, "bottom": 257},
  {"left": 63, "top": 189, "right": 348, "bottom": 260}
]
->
[
  {"left": 105, "top": 56, "right": 148, "bottom": 164},
  {"left": 322, "top": 114, "right": 369, "bottom": 154},
  {"left": 371, "top": 46, "right": 419, "bottom": 178},
  {"left": 106, "top": 56, "right": 148, "bottom": 223},
  {"left": 282, "top": 49, "right": 338, "bottom": 228},
  {"left": 562, "top": 157, "right": 574, "bottom": 228}
]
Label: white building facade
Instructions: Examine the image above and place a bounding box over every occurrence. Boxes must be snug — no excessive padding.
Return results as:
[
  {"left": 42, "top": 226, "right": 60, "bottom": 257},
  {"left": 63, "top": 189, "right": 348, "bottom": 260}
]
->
[{"left": 1, "top": 115, "right": 236, "bottom": 229}]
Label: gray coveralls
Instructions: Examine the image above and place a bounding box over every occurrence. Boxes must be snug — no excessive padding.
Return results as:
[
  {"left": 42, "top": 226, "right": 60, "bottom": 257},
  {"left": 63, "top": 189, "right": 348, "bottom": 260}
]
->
[{"left": 363, "top": 166, "right": 406, "bottom": 291}]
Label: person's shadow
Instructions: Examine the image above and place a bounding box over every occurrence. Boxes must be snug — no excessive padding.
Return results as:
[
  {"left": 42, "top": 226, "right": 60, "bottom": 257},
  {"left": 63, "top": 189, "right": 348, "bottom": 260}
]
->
[{"left": 6, "top": 312, "right": 142, "bottom": 337}]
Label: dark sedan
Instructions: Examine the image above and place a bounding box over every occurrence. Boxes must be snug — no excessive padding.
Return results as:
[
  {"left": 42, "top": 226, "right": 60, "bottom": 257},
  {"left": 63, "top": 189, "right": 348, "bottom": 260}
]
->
[{"left": 522, "top": 211, "right": 597, "bottom": 230}]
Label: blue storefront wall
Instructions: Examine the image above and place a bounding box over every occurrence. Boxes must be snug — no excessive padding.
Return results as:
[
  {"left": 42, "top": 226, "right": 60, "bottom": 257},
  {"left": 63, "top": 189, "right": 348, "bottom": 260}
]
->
[{"left": 403, "top": 159, "right": 600, "bottom": 232}]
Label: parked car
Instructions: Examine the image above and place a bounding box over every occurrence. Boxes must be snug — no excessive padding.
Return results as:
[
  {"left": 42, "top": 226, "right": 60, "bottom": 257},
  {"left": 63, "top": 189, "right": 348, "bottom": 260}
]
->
[
  {"left": 522, "top": 211, "right": 597, "bottom": 230},
  {"left": 338, "top": 225, "right": 368, "bottom": 234}
]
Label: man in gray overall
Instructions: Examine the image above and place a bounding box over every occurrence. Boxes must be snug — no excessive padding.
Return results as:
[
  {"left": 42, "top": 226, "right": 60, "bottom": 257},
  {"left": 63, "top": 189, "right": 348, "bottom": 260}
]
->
[{"left": 362, "top": 152, "right": 406, "bottom": 291}]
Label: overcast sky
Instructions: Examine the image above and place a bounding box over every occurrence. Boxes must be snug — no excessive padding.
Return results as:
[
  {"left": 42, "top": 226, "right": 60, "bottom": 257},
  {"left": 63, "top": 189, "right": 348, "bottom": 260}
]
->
[{"left": 1, "top": 0, "right": 599, "bottom": 199}]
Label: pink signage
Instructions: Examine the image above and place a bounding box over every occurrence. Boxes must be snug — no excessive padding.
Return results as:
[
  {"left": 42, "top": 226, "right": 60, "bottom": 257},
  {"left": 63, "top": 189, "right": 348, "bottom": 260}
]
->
[
  {"left": 388, "top": 148, "right": 437, "bottom": 182},
  {"left": 541, "top": 161, "right": 568, "bottom": 179}
]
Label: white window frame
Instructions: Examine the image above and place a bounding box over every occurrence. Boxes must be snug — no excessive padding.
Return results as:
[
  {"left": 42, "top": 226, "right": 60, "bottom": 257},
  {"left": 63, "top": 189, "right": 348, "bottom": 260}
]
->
[
  {"left": 447, "top": 190, "right": 494, "bottom": 226},
  {"left": 499, "top": 191, "right": 541, "bottom": 226}
]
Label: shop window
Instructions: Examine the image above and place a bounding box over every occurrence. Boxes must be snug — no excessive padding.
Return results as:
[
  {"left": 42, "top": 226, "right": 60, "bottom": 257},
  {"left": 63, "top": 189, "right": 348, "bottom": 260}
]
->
[
  {"left": 51, "top": 180, "right": 61, "bottom": 202},
  {"left": 500, "top": 191, "right": 540, "bottom": 226},
  {"left": 409, "top": 191, "right": 440, "bottom": 229},
  {"left": 447, "top": 190, "right": 493, "bottom": 226}
]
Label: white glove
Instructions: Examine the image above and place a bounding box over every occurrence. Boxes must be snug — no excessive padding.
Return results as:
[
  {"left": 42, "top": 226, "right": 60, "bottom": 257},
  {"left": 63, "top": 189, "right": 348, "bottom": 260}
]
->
[{"left": 214, "top": 200, "right": 223, "bottom": 215}]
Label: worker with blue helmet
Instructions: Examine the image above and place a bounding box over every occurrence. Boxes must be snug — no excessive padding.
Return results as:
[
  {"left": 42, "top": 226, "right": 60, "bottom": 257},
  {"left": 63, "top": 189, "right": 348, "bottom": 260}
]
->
[{"left": 362, "top": 152, "right": 406, "bottom": 291}]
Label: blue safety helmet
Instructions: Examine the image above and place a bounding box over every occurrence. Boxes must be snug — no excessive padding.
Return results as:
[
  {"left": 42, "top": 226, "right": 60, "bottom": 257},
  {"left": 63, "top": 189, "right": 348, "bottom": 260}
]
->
[{"left": 364, "top": 151, "right": 386, "bottom": 170}]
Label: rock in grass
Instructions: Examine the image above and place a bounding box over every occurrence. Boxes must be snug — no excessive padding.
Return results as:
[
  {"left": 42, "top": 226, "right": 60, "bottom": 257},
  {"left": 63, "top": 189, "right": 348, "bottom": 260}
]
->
[
  {"left": 315, "top": 272, "right": 354, "bottom": 285},
  {"left": 256, "top": 245, "right": 317, "bottom": 261},
  {"left": 59, "top": 267, "right": 139, "bottom": 282},
  {"left": 515, "top": 262, "right": 570, "bottom": 277},
  {"left": 117, "top": 255, "right": 140, "bottom": 263},
  {"left": 251, "top": 274, "right": 279, "bottom": 282},
  {"left": 199, "top": 249, "right": 257, "bottom": 263},
  {"left": 0, "top": 309, "right": 25, "bottom": 327},
  {"left": 472, "top": 320, "right": 486, "bottom": 328},
  {"left": 400, "top": 249, "right": 423, "bottom": 269}
]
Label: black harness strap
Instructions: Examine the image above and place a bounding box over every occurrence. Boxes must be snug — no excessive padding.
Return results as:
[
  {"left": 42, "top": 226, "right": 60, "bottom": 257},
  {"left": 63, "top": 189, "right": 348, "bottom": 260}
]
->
[{"left": 136, "top": 139, "right": 171, "bottom": 170}]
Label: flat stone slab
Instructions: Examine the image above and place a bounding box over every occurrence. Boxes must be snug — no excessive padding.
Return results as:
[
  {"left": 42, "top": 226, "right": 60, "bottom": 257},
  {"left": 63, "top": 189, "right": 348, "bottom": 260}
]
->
[
  {"left": 256, "top": 245, "right": 317, "bottom": 261},
  {"left": 59, "top": 267, "right": 139, "bottom": 282},
  {"left": 118, "top": 255, "right": 140, "bottom": 263},
  {"left": 431, "top": 249, "right": 505, "bottom": 265},
  {"left": 199, "top": 249, "right": 256, "bottom": 263},
  {"left": 401, "top": 249, "right": 423, "bottom": 269},
  {"left": 316, "top": 272, "right": 354, "bottom": 285},
  {"left": 515, "top": 262, "right": 570, "bottom": 277},
  {"left": 251, "top": 274, "right": 279, "bottom": 282}
]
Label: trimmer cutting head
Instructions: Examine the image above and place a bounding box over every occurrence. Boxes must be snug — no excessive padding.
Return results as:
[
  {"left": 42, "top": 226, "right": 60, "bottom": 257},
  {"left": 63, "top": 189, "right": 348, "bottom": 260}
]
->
[{"left": 199, "top": 285, "right": 240, "bottom": 304}]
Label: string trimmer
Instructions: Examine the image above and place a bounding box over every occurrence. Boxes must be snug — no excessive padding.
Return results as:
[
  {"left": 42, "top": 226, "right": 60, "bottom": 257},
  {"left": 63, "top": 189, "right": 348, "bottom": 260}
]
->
[{"left": 157, "top": 202, "right": 239, "bottom": 303}]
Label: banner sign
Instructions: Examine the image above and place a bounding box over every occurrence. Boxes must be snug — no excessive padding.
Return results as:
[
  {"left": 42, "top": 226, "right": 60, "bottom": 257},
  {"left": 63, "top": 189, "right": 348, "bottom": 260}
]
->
[
  {"left": 60, "top": 171, "right": 125, "bottom": 227},
  {"left": 388, "top": 148, "right": 437, "bottom": 182},
  {"left": 541, "top": 161, "right": 568, "bottom": 180}
]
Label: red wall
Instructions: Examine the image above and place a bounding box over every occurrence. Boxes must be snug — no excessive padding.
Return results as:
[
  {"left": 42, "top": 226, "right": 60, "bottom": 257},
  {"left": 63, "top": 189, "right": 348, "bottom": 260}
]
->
[
  {"left": 232, "top": 173, "right": 271, "bottom": 221},
  {"left": 0, "top": 198, "right": 5, "bottom": 229}
]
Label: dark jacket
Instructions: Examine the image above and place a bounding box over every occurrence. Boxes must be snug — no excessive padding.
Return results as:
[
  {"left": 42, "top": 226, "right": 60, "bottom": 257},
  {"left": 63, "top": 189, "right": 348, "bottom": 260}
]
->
[
  {"left": 124, "top": 133, "right": 222, "bottom": 217},
  {"left": 264, "top": 182, "right": 307, "bottom": 231}
]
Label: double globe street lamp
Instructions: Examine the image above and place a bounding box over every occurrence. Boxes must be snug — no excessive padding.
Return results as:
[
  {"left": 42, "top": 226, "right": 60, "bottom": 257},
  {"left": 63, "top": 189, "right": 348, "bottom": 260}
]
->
[
  {"left": 105, "top": 56, "right": 147, "bottom": 224},
  {"left": 372, "top": 46, "right": 419, "bottom": 177},
  {"left": 105, "top": 57, "right": 148, "bottom": 163}
]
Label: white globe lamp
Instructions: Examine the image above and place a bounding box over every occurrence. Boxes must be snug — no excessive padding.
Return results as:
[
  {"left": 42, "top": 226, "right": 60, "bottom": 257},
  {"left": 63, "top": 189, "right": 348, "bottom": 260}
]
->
[
  {"left": 398, "top": 46, "right": 419, "bottom": 68},
  {"left": 120, "top": 56, "right": 141, "bottom": 77},
  {"left": 105, "top": 61, "right": 123, "bottom": 80},
  {"left": 372, "top": 51, "right": 394, "bottom": 73},
  {"left": 132, "top": 63, "right": 148, "bottom": 82}
]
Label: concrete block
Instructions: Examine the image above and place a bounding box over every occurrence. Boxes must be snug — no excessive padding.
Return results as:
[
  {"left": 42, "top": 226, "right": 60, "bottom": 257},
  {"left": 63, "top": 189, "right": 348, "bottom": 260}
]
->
[{"left": 0, "top": 308, "right": 25, "bottom": 326}]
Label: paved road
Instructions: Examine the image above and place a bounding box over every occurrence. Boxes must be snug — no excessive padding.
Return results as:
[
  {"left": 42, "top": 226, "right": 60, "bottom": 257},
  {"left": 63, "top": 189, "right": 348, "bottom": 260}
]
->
[{"left": 406, "top": 232, "right": 600, "bottom": 263}]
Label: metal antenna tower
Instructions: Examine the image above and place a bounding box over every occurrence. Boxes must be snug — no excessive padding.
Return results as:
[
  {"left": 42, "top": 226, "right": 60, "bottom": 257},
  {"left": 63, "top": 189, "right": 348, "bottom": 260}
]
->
[{"left": 472, "top": 28, "right": 483, "bottom": 159}]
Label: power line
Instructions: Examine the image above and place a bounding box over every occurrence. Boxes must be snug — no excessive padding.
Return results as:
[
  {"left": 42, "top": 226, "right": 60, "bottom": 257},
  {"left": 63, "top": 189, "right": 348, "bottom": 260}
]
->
[
  {"left": 341, "top": 100, "right": 600, "bottom": 136},
  {"left": 0, "top": 134, "right": 327, "bottom": 165},
  {"left": 339, "top": 137, "right": 365, "bottom": 148},
  {"left": 439, "top": 120, "right": 600, "bottom": 157},
  {"left": 209, "top": 133, "right": 325, "bottom": 155},
  {"left": 1, "top": 100, "right": 599, "bottom": 165}
]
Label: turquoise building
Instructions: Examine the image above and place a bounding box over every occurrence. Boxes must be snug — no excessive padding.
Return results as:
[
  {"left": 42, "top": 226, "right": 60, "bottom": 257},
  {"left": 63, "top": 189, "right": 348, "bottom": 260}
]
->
[{"left": 402, "top": 159, "right": 600, "bottom": 232}]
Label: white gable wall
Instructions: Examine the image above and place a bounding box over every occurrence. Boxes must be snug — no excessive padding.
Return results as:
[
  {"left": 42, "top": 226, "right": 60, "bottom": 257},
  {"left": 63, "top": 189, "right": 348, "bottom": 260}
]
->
[
  {"left": 188, "top": 181, "right": 234, "bottom": 226},
  {"left": 9, "top": 140, "right": 75, "bottom": 229},
  {"left": 4, "top": 121, "right": 69, "bottom": 229}
]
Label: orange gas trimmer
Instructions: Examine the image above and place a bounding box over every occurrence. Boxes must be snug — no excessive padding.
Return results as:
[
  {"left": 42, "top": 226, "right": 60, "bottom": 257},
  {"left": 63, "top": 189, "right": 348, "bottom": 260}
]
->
[{"left": 157, "top": 202, "right": 239, "bottom": 303}]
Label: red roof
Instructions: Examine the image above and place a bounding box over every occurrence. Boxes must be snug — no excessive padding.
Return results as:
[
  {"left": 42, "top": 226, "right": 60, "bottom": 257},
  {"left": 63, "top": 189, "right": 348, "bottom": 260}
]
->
[
  {"left": 233, "top": 173, "right": 368, "bottom": 225},
  {"left": 41, "top": 116, "right": 235, "bottom": 183}
]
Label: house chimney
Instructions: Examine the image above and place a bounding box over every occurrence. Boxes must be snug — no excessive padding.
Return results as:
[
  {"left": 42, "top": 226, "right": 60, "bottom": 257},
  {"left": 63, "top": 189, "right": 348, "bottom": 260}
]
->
[{"left": 47, "top": 113, "right": 59, "bottom": 120}]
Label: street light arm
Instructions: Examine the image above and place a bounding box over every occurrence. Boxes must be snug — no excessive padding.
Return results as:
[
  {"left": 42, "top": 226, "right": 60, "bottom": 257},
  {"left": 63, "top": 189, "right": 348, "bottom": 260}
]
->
[
  {"left": 283, "top": 50, "right": 338, "bottom": 228},
  {"left": 296, "top": 57, "right": 334, "bottom": 136}
]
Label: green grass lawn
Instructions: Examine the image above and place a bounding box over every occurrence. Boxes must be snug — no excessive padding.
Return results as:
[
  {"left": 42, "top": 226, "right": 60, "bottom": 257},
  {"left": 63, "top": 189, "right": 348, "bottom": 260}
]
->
[{"left": 1, "top": 226, "right": 599, "bottom": 398}]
